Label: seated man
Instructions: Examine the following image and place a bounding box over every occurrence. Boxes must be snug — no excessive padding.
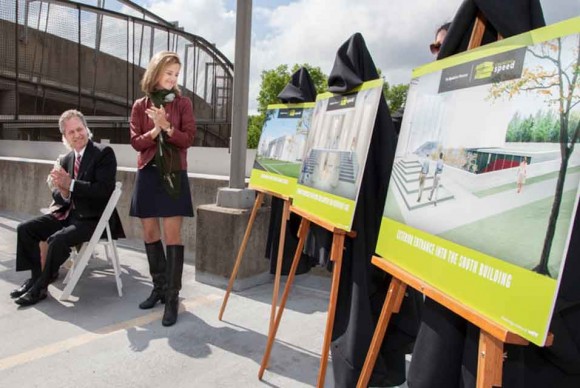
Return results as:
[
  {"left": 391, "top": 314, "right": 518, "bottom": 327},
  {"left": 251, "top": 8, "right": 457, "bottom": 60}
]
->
[{"left": 10, "top": 109, "right": 122, "bottom": 306}]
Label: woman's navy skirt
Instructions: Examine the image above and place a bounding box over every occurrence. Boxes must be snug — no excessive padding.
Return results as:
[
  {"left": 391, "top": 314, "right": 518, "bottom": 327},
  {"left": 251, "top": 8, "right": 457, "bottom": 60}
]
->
[{"left": 130, "top": 164, "right": 194, "bottom": 218}]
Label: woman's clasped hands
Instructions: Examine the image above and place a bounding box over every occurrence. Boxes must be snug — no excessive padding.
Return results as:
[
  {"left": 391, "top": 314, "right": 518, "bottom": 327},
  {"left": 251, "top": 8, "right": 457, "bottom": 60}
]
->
[{"left": 146, "top": 106, "right": 173, "bottom": 137}]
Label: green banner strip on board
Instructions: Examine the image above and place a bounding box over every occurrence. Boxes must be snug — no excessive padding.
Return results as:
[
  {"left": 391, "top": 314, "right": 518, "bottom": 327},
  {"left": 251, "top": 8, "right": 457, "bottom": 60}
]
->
[
  {"left": 316, "top": 78, "right": 384, "bottom": 101},
  {"left": 376, "top": 218, "right": 557, "bottom": 346},
  {"left": 266, "top": 102, "right": 316, "bottom": 110},
  {"left": 293, "top": 185, "right": 355, "bottom": 231},
  {"left": 249, "top": 170, "right": 296, "bottom": 197},
  {"left": 413, "top": 16, "right": 580, "bottom": 78}
]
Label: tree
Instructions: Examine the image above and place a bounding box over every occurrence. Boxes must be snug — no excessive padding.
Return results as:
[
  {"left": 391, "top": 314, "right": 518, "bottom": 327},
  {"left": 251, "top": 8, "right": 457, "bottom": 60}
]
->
[
  {"left": 489, "top": 35, "right": 580, "bottom": 276},
  {"left": 533, "top": 110, "right": 555, "bottom": 142},
  {"left": 383, "top": 82, "right": 409, "bottom": 112},
  {"left": 247, "top": 64, "right": 327, "bottom": 148},
  {"left": 247, "top": 115, "right": 264, "bottom": 150},
  {"left": 378, "top": 67, "right": 409, "bottom": 113}
]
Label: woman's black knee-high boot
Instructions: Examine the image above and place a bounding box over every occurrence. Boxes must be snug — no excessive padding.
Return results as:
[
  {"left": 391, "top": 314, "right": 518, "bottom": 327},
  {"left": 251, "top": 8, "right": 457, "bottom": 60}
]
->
[
  {"left": 139, "top": 240, "right": 166, "bottom": 309},
  {"left": 162, "top": 245, "right": 184, "bottom": 326}
]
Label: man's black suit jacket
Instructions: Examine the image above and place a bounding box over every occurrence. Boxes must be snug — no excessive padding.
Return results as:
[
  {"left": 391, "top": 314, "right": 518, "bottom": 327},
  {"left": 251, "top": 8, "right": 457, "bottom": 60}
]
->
[{"left": 51, "top": 140, "right": 125, "bottom": 239}]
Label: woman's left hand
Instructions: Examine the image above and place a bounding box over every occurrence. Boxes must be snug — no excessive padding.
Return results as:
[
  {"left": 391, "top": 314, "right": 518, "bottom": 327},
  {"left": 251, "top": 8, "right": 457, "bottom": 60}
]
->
[
  {"left": 146, "top": 106, "right": 170, "bottom": 129},
  {"left": 163, "top": 124, "right": 174, "bottom": 137}
]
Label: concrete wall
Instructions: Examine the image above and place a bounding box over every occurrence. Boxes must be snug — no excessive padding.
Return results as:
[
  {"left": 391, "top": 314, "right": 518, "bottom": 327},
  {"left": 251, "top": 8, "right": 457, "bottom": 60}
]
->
[
  {"left": 195, "top": 204, "right": 270, "bottom": 290},
  {"left": 0, "top": 140, "right": 257, "bottom": 177},
  {"left": 0, "top": 18, "right": 215, "bottom": 120},
  {"left": 0, "top": 156, "right": 266, "bottom": 268}
]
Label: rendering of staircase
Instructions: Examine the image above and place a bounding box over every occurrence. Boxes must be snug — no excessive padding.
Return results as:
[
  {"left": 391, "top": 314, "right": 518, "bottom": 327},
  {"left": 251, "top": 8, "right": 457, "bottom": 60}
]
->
[
  {"left": 339, "top": 151, "right": 357, "bottom": 183},
  {"left": 391, "top": 158, "right": 454, "bottom": 210}
]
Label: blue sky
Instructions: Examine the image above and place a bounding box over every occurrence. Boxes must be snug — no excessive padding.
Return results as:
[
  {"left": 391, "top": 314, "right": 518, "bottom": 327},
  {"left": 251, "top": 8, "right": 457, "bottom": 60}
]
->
[{"left": 132, "top": 0, "right": 579, "bottom": 114}]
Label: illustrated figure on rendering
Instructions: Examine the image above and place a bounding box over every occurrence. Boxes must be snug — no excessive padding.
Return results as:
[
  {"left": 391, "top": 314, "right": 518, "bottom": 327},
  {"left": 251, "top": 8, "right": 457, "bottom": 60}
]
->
[
  {"left": 417, "top": 154, "right": 430, "bottom": 202},
  {"left": 516, "top": 157, "right": 528, "bottom": 193},
  {"left": 429, "top": 152, "right": 444, "bottom": 205}
]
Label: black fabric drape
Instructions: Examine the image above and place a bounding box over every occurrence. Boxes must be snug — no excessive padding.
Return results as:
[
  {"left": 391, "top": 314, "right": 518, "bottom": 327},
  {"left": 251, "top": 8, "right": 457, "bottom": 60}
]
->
[
  {"left": 438, "top": 0, "right": 545, "bottom": 60},
  {"left": 310, "top": 32, "right": 423, "bottom": 387},
  {"left": 501, "top": 212, "right": 580, "bottom": 387},
  {"left": 264, "top": 67, "right": 317, "bottom": 275},
  {"left": 408, "top": 2, "right": 580, "bottom": 387},
  {"left": 277, "top": 67, "right": 317, "bottom": 103}
]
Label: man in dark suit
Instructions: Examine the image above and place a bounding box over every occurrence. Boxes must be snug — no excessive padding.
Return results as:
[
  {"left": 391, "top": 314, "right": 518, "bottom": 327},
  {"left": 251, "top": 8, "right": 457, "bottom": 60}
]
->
[{"left": 10, "top": 109, "right": 122, "bottom": 306}]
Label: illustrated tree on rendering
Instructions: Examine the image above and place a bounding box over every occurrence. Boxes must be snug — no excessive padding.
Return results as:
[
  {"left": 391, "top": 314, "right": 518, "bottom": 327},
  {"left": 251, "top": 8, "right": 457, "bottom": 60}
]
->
[{"left": 489, "top": 35, "right": 580, "bottom": 276}]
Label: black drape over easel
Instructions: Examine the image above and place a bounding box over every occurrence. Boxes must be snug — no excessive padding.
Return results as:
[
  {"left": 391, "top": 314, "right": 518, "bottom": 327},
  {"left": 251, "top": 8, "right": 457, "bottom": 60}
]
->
[
  {"left": 264, "top": 67, "right": 317, "bottom": 276},
  {"left": 407, "top": 1, "right": 580, "bottom": 387},
  {"left": 306, "top": 33, "right": 422, "bottom": 387},
  {"left": 437, "top": 0, "right": 546, "bottom": 60}
]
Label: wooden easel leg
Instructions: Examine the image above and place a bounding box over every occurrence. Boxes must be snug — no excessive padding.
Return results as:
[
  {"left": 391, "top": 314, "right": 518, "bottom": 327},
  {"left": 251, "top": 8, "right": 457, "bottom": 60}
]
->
[
  {"left": 218, "top": 192, "right": 264, "bottom": 321},
  {"left": 356, "top": 277, "right": 407, "bottom": 387},
  {"left": 268, "top": 200, "right": 290, "bottom": 337},
  {"left": 468, "top": 12, "right": 487, "bottom": 49},
  {"left": 258, "top": 217, "right": 311, "bottom": 380},
  {"left": 477, "top": 330, "right": 504, "bottom": 388},
  {"left": 316, "top": 231, "right": 346, "bottom": 388}
]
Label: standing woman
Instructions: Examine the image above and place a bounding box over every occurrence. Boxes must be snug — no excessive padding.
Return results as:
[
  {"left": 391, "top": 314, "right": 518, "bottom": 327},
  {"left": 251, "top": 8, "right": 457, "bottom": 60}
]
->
[{"left": 130, "top": 51, "right": 195, "bottom": 326}]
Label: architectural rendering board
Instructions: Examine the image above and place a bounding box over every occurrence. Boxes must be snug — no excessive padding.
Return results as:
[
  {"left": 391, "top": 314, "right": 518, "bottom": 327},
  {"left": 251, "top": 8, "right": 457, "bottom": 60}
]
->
[
  {"left": 292, "top": 78, "right": 384, "bottom": 231},
  {"left": 377, "top": 17, "right": 580, "bottom": 346},
  {"left": 250, "top": 103, "right": 315, "bottom": 197}
]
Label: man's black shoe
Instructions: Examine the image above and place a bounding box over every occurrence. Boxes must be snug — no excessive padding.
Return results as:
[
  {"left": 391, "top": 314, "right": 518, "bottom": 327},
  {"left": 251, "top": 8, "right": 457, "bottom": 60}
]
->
[
  {"left": 14, "top": 287, "right": 48, "bottom": 306},
  {"left": 10, "top": 278, "right": 35, "bottom": 299}
]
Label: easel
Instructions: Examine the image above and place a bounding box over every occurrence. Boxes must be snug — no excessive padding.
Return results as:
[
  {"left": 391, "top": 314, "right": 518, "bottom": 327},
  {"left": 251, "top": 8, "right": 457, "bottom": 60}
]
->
[
  {"left": 258, "top": 205, "right": 356, "bottom": 387},
  {"left": 357, "top": 13, "right": 549, "bottom": 388},
  {"left": 218, "top": 188, "right": 291, "bottom": 341},
  {"left": 357, "top": 257, "right": 554, "bottom": 388}
]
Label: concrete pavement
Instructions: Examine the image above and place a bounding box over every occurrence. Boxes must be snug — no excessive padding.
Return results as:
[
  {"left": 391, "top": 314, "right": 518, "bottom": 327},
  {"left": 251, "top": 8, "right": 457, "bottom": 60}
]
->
[{"left": 0, "top": 212, "right": 340, "bottom": 387}]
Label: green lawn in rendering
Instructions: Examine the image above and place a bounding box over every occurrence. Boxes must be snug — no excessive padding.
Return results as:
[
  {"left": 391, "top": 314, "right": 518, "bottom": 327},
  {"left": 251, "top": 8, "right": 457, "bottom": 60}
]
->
[
  {"left": 439, "top": 189, "right": 577, "bottom": 278},
  {"left": 256, "top": 157, "right": 302, "bottom": 178},
  {"left": 474, "top": 166, "right": 580, "bottom": 198}
]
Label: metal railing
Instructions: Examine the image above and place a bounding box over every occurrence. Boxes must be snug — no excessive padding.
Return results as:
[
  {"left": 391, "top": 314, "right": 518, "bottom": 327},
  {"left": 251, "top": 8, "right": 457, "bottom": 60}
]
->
[{"left": 0, "top": 0, "right": 233, "bottom": 146}]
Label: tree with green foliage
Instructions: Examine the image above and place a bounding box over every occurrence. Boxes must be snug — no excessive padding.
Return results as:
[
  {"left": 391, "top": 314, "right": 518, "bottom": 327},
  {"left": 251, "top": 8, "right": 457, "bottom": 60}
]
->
[
  {"left": 377, "top": 68, "right": 409, "bottom": 112},
  {"left": 247, "top": 65, "right": 410, "bottom": 147},
  {"left": 506, "top": 110, "right": 569, "bottom": 143},
  {"left": 247, "top": 64, "right": 327, "bottom": 148},
  {"left": 382, "top": 81, "right": 409, "bottom": 112}
]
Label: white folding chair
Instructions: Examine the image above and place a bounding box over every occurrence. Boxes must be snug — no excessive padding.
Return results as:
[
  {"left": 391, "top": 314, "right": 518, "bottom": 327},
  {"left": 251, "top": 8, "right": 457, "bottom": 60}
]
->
[{"left": 60, "top": 182, "right": 123, "bottom": 301}]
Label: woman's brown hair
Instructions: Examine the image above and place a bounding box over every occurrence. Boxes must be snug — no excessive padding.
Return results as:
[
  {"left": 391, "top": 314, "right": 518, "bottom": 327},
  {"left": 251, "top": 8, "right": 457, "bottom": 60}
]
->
[{"left": 140, "top": 51, "right": 182, "bottom": 95}]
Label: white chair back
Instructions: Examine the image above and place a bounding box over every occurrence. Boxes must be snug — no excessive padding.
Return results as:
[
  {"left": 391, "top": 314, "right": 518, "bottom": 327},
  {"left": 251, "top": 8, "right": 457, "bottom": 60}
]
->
[{"left": 60, "top": 182, "right": 123, "bottom": 300}]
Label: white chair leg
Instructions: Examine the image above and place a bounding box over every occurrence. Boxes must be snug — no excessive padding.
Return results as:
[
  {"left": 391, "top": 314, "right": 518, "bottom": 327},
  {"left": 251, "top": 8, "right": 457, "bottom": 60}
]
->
[
  {"left": 60, "top": 242, "right": 95, "bottom": 300},
  {"left": 111, "top": 240, "right": 123, "bottom": 297},
  {"left": 104, "top": 242, "right": 113, "bottom": 265},
  {"left": 106, "top": 224, "right": 123, "bottom": 297},
  {"left": 63, "top": 251, "right": 80, "bottom": 285}
]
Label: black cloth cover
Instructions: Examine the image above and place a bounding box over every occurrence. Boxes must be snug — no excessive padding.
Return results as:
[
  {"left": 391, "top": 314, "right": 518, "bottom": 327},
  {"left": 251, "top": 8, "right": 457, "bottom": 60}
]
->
[
  {"left": 264, "top": 67, "right": 317, "bottom": 275},
  {"left": 438, "top": 0, "right": 546, "bottom": 60},
  {"left": 407, "top": 2, "right": 580, "bottom": 387},
  {"left": 277, "top": 66, "right": 317, "bottom": 103},
  {"left": 313, "top": 32, "right": 422, "bottom": 387},
  {"left": 502, "top": 214, "right": 580, "bottom": 387}
]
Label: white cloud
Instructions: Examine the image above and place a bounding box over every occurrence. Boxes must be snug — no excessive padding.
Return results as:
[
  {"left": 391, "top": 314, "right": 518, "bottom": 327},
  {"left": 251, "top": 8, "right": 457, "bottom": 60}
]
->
[
  {"left": 142, "top": 0, "right": 580, "bottom": 114},
  {"left": 144, "top": 0, "right": 236, "bottom": 50}
]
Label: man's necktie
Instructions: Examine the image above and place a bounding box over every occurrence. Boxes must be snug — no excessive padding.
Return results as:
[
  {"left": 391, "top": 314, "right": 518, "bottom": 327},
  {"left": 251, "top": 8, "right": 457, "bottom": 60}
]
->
[
  {"left": 74, "top": 153, "right": 81, "bottom": 178},
  {"left": 54, "top": 154, "right": 80, "bottom": 220}
]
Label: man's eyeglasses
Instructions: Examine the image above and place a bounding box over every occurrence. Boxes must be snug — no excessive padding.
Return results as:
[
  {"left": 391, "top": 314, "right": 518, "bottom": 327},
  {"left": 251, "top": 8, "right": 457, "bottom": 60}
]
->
[{"left": 430, "top": 42, "right": 442, "bottom": 55}]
